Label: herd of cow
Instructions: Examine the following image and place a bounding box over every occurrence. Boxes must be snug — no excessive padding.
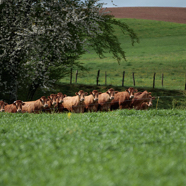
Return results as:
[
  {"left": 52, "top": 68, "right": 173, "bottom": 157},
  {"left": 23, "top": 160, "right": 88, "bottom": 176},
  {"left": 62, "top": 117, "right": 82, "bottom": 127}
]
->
[{"left": 0, "top": 87, "right": 155, "bottom": 113}]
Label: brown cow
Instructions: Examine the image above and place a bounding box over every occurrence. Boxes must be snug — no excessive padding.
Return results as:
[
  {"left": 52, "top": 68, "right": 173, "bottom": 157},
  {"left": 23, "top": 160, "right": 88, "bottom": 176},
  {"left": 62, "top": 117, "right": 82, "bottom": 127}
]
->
[
  {"left": 56, "top": 92, "right": 67, "bottom": 112},
  {"left": 62, "top": 90, "right": 88, "bottom": 113},
  {"left": 4, "top": 100, "right": 25, "bottom": 113},
  {"left": 0, "top": 101, "right": 8, "bottom": 112},
  {"left": 22, "top": 96, "right": 48, "bottom": 113},
  {"left": 110, "top": 87, "right": 138, "bottom": 110},
  {"left": 98, "top": 88, "right": 117, "bottom": 111},
  {"left": 138, "top": 95, "right": 155, "bottom": 110},
  {"left": 130, "top": 91, "right": 152, "bottom": 110},
  {"left": 43, "top": 94, "right": 58, "bottom": 113},
  {"left": 84, "top": 90, "right": 101, "bottom": 112}
]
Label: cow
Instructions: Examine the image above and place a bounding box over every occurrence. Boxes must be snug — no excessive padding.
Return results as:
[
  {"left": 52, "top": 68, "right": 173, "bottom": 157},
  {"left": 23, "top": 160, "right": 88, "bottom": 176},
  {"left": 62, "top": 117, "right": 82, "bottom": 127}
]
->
[
  {"left": 22, "top": 96, "right": 48, "bottom": 113},
  {"left": 62, "top": 90, "right": 88, "bottom": 113},
  {"left": 98, "top": 88, "right": 117, "bottom": 111},
  {"left": 4, "top": 100, "right": 25, "bottom": 113},
  {"left": 110, "top": 87, "right": 138, "bottom": 110},
  {"left": 138, "top": 95, "right": 156, "bottom": 110},
  {"left": 43, "top": 94, "right": 58, "bottom": 113},
  {"left": 0, "top": 100, "right": 8, "bottom": 112},
  {"left": 56, "top": 92, "right": 67, "bottom": 112},
  {"left": 130, "top": 91, "right": 153, "bottom": 110},
  {"left": 84, "top": 90, "right": 102, "bottom": 112}
]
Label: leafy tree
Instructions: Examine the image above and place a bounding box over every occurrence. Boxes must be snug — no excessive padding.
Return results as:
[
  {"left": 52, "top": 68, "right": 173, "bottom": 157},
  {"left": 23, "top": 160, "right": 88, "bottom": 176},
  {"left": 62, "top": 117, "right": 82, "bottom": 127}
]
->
[{"left": 0, "top": 0, "right": 138, "bottom": 102}]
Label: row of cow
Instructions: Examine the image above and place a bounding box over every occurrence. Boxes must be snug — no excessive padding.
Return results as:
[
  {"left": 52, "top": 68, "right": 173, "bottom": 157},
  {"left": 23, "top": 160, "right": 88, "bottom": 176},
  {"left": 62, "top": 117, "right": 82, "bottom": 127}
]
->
[{"left": 0, "top": 87, "right": 155, "bottom": 113}]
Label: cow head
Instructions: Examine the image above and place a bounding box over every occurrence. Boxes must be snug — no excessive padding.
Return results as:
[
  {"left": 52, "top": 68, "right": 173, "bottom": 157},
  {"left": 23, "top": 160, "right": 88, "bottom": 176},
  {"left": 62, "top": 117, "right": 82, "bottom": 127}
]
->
[
  {"left": 75, "top": 90, "right": 88, "bottom": 102},
  {"left": 57, "top": 92, "right": 66, "bottom": 104},
  {"left": 13, "top": 100, "right": 25, "bottom": 113},
  {"left": 40, "top": 96, "right": 48, "bottom": 108},
  {"left": 106, "top": 88, "right": 116, "bottom": 100},
  {"left": 0, "top": 101, "right": 8, "bottom": 112},
  {"left": 147, "top": 95, "right": 155, "bottom": 107},
  {"left": 90, "top": 90, "right": 101, "bottom": 102},
  {"left": 48, "top": 94, "right": 58, "bottom": 106},
  {"left": 126, "top": 87, "right": 138, "bottom": 99}
]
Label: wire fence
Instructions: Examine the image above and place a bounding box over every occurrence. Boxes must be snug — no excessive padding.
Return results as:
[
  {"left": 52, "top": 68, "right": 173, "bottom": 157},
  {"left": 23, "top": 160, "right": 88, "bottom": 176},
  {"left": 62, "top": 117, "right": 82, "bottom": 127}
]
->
[{"left": 61, "top": 69, "right": 186, "bottom": 91}]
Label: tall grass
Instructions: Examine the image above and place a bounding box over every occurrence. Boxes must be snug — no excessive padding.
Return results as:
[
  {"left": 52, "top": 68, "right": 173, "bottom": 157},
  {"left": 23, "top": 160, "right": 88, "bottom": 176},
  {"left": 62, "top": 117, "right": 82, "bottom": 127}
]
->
[{"left": 1, "top": 109, "right": 186, "bottom": 186}]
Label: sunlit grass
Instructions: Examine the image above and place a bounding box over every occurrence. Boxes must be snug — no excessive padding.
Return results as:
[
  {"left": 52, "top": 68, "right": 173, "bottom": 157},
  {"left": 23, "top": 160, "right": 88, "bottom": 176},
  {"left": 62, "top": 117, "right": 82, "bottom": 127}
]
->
[
  {"left": 60, "top": 19, "right": 186, "bottom": 90},
  {"left": 1, "top": 109, "right": 186, "bottom": 186}
]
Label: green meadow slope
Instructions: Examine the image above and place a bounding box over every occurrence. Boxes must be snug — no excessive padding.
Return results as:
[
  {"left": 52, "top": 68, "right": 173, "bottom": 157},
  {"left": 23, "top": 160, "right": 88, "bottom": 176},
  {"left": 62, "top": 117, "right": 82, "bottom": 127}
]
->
[{"left": 60, "top": 19, "right": 186, "bottom": 90}]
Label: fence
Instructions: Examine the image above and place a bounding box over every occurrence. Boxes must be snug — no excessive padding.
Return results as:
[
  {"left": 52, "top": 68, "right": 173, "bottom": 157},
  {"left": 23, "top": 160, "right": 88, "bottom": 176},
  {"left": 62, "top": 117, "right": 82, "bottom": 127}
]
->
[{"left": 66, "top": 68, "right": 186, "bottom": 90}]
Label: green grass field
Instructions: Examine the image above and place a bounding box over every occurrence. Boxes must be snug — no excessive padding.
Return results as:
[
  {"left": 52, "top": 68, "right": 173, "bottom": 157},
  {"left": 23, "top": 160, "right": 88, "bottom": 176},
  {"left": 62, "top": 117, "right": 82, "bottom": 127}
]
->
[
  {"left": 1, "top": 109, "right": 186, "bottom": 186},
  {"left": 1, "top": 18, "right": 186, "bottom": 186},
  {"left": 60, "top": 19, "right": 186, "bottom": 90}
]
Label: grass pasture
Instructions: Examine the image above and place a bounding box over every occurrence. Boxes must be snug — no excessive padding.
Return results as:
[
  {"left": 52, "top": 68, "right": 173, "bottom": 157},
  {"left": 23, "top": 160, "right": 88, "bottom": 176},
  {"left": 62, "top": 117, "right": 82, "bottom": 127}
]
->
[
  {"left": 60, "top": 19, "right": 186, "bottom": 90},
  {"left": 1, "top": 109, "right": 186, "bottom": 186}
]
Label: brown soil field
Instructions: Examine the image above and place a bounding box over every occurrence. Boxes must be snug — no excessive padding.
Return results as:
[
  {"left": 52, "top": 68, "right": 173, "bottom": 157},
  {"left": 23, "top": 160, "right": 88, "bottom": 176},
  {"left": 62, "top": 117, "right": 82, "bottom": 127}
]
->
[{"left": 106, "top": 7, "right": 186, "bottom": 24}]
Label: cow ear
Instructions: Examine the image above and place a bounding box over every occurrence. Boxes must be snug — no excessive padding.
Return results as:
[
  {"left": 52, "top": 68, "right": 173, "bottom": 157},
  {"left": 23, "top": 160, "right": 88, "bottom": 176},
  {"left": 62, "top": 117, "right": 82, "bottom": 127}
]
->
[
  {"left": 148, "top": 92, "right": 152, "bottom": 95},
  {"left": 90, "top": 92, "right": 92, "bottom": 95},
  {"left": 64, "top": 94, "right": 67, "bottom": 97},
  {"left": 115, "top": 91, "right": 119, "bottom": 94},
  {"left": 152, "top": 96, "right": 156, "bottom": 100},
  {"left": 135, "top": 89, "right": 138, "bottom": 92},
  {"left": 13, "top": 101, "right": 16, "bottom": 105},
  {"left": 106, "top": 91, "right": 110, "bottom": 95},
  {"left": 99, "top": 92, "right": 102, "bottom": 95},
  {"left": 75, "top": 92, "right": 78, "bottom": 95},
  {"left": 126, "top": 89, "right": 128, "bottom": 92},
  {"left": 4, "top": 102, "right": 8, "bottom": 105},
  {"left": 22, "top": 102, "right": 25, "bottom": 105}
]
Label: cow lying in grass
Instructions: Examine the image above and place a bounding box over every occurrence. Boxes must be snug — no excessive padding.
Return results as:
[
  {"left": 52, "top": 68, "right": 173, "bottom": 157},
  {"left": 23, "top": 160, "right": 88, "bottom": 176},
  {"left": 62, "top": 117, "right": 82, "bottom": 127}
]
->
[
  {"left": 22, "top": 96, "right": 48, "bottom": 113},
  {"left": 5, "top": 100, "right": 25, "bottom": 113}
]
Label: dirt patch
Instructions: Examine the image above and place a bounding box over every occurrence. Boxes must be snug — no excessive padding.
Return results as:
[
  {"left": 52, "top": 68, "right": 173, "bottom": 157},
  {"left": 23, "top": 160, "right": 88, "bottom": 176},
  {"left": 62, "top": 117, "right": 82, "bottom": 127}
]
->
[{"left": 105, "top": 7, "right": 186, "bottom": 24}]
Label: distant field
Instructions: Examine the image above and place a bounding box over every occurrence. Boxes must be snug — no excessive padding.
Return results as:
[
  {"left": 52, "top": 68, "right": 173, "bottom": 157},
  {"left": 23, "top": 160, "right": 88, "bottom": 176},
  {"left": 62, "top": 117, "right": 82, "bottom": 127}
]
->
[
  {"left": 60, "top": 18, "right": 186, "bottom": 91},
  {"left": 1, "top": 109, "right": 186, "bottom": 186}
]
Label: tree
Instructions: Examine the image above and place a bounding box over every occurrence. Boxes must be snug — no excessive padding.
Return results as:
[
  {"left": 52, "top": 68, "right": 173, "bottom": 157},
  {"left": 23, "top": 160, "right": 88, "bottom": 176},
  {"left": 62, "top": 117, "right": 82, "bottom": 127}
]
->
[{"left": 0, "top": 0, "right": 138, "bottom": 102}]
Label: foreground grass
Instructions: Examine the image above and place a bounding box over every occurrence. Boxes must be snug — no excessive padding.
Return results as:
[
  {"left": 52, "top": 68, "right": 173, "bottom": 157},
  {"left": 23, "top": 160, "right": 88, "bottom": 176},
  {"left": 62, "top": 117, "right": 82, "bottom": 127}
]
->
[{"left": 1, "top": 109, "right": 186, "bottom": 186}]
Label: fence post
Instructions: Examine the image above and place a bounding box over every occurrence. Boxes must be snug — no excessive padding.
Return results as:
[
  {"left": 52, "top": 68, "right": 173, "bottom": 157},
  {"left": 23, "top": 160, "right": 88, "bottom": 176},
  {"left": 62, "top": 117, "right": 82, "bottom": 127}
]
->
[
  {"left": 75, "top": 70, "right": 78, "bottom": 84},
  {"left": 153, "top": 72, "right": 156, "bottom": 88},
  {"left": 70, "top": 68, "right": 72, "bottom": 84},
  {"left": 122, "top": 71, "right": 125, "bottom": 87},
  {"left": 97, "top": 70, "right": 100, "bottom": 86},
  {"left": 162, "top": 73, "right": 164, "bottom": 87},
  {"left": 105, "top": 71, "right": 107, "bottom": 86},
  {"left": 133, "top": 72, "right": 135, "bottom": 86}
]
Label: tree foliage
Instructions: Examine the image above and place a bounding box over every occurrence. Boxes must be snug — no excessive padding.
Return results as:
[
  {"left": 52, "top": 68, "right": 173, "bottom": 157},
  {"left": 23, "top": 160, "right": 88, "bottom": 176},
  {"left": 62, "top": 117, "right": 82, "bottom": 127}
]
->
[{"left": 0, "top": 0, "right": 138, "bottom": 102}]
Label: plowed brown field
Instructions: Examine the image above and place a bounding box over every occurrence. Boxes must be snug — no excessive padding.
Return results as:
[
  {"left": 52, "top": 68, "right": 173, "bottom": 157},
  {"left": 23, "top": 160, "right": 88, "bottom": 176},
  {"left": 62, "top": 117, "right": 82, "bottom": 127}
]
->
[{"left": 106, "top": 7, "right": 186, "bottom": 24}]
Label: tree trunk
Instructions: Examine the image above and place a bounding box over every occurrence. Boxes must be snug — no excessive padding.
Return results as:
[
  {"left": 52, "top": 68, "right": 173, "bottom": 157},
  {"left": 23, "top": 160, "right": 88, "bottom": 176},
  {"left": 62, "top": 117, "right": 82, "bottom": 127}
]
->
[
  {"left": 27, "top": 82, "right": 40, "bottom": 101},
  {"left": 9, "top": 73, "right": 17, "bottom": 103}
]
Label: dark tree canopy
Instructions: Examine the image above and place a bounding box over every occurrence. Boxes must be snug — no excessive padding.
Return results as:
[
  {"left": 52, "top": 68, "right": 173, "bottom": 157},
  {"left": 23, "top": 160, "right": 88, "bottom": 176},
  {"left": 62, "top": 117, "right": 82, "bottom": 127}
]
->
[{"left": 0, "top": 0, "right": 138, "bottom": 102}]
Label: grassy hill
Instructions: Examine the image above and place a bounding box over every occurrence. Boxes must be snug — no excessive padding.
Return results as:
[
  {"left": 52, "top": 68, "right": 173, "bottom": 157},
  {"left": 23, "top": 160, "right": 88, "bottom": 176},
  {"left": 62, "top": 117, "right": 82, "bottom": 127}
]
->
[
  {"left": 60, "top": 19, "right": 186, "bottom": 89},
  {"left": 32, "top": 18, "right": 186, "bottom": 109}
]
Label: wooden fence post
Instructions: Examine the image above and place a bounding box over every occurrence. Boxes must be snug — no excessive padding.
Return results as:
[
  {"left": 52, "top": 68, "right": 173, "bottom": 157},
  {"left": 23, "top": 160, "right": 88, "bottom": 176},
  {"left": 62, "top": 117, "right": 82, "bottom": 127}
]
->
[
  {"left": 75, "top": 70, "right": 78, "bottom": 84},
  {"left": 162, "top": 73, "right": 164, "bottom": 87},
  {"left": 122, "top": 71, "right": 125, "bottom": 87},
  {"left": 105, "top": 71, "right": 107, "bottom": 86},
  {"left": 153, "top": 72, "right": 156, "bottom": 88},
  {"left": 97, "top": 70, "right": 100, "bottom": 86},
  {"left": 70, "top": 68, "right": 72, "bottom": 84},
  {"left": 133, "top": 72, "right": 135, "bottom": 86}
]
